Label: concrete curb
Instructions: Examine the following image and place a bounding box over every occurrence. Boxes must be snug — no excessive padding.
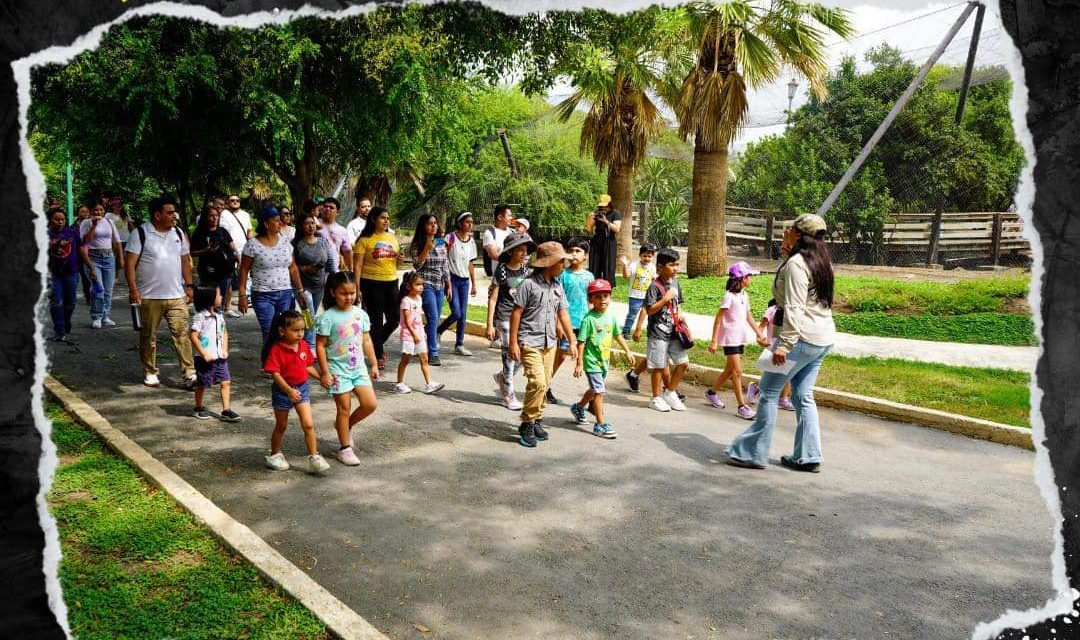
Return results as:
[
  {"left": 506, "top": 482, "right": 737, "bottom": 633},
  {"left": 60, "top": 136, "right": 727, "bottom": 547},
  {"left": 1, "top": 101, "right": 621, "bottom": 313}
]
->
[
  {"left": 44, "top": 376, "right": 389, "bottom": 640},
  {"left": 461, "top": 320, "right": 1034, "bottom": 451}
]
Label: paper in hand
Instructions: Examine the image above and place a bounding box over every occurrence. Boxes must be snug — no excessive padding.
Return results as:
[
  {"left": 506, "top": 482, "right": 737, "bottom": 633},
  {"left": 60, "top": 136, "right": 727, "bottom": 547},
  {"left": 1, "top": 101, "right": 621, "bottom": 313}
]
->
[{"left": 756, "top": 348, "right": 797, "bottom": 375}]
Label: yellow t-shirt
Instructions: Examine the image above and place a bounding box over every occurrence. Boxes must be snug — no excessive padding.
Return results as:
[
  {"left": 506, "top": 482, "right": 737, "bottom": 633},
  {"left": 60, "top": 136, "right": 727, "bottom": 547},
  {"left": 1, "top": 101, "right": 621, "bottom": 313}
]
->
[{"left": 354, "top": 233, "right": 400, "bottom": 281}]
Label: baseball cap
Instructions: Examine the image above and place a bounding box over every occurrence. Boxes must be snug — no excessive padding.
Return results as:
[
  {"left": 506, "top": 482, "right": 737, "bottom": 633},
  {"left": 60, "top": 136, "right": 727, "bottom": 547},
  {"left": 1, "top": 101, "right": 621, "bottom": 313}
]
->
[
  {"left": 587, "top": 279, "right": 612, "bottom": 295},
  {"left": 728, "top": 261, "right": 760, "bottom": 278}
]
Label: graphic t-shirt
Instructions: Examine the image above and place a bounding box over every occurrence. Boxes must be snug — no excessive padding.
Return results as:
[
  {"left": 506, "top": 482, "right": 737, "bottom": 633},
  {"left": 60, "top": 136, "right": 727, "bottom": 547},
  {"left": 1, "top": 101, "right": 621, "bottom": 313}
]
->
[
  {"left": 263, "top": 340, "right": 314, "bottom": 386},
  {"left": 717, "top": 290, "right": 751, "bottom": 346},
  {"left": 190, "top": 309, "right": 226, "bottom": 361},
  {"left": 493, "top": 263, "right": 531, "bottom": 323},
  {"left": 314, "top": 306, "right": 372, "bottom": 377},
  {"left": 644, "top": 277, "right": 683, "bottom": 341},
  {"left": 577, "top": 310, "right": 619, "bottom": 374},
  {"left": 48, "top": 227, "right": 81, "bottom": 276},
  {"left": 399, "top": 295, "right": 425, "bottom": 346},
  {"left": 354, "top": 233, "right": 400, "bottom": 282},
  {"left": 626, "top": 260, "right": 656, "bottom": 299},
  {"left": 560, "top": 269, "right": 594, "bottom": 328}
]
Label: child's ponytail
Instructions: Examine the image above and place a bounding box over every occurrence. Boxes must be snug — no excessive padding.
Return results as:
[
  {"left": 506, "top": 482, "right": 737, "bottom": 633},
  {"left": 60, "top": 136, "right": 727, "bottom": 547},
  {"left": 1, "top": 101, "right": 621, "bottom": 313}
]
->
[
  {"left": 261, "top": 310, "right": 304, "bottom": 365},
  {"left": 398, "top": 270, "right": 422, "bottom": 303},
  {"left": 726, "top": 276, "right": 744, "bottom": 293},
  {"left": 324, "top": 270, "right": 358, "bottom": 310}
]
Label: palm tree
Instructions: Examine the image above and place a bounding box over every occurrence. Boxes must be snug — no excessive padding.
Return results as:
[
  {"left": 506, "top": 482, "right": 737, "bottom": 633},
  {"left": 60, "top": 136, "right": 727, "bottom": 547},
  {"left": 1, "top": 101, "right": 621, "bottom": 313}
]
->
[{"left": 675, "top": 0, "right": 853, "bottom": 276}]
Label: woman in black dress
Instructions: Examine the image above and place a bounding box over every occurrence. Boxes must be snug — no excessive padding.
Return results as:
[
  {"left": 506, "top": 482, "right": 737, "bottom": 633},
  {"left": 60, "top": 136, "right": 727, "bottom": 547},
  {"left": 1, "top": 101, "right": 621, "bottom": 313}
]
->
[{"left": 586, "top": 194, "right": 622, "bottom": 283}]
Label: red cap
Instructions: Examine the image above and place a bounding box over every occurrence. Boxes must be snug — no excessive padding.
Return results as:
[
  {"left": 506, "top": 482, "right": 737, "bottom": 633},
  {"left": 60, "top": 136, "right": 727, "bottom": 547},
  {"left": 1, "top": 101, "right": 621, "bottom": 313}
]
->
[{"left": 588, "top": 279, "right": 612, "bottom": 295}]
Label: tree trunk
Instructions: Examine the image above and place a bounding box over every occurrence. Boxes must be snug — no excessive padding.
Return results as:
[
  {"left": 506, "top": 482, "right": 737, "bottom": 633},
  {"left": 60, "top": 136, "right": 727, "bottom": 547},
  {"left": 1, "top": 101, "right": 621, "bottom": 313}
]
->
[
  {"left": 607, "top": 163, "right": 635, "bottom": 266},
  {"left": 687, "top": 136, "right": 730, "bottom": 277},
  {"left": 356, "top": 174, "right": 391, "bottom": 208}
]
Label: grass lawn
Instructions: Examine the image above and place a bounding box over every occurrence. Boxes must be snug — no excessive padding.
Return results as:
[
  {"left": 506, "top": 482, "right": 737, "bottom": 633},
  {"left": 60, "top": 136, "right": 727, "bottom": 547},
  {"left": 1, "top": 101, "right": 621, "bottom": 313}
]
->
[
  {"left": 462, "top": 306, "right": 1030, "bottom": 428},
  {"left": 611, "top": 274, "right": 1035, "bottom": 346},
  {"left": 46, "top": 404, "right": 329, "bottom": 640}
]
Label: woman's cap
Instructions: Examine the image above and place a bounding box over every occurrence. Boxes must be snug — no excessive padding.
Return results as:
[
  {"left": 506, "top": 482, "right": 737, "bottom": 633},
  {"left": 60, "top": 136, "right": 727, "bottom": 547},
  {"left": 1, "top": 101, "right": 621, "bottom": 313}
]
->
[
  {"left": 728, "top": 261, "right": 760, "bottom": 278},
  {"left": 587, "top": 279, "right": 612, "bottom": 295},
  {"left": 257, "top": 205, "right": 280, "bottom": 222},
  {"left": 513, "top": 218, "right": 531, "bottom": 231},
  {"left": 500, "top": 232, "right": 536, "bottom": 257},
  {"left": 793, "top": 214, "right": 827, "bottom": 236},
  {"left": 455, "top": 211, "right": 473, "bottom": 226},
  {"left": 531, "top": 241, "right": 568, "bottom": 268},
  {"left": 597, "top": 194, "right": 612, "bottom": 207}
]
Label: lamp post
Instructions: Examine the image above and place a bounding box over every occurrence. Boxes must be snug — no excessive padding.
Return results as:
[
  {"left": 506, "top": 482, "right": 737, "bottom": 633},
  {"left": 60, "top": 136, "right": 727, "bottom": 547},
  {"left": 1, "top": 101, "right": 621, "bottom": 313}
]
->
[{"left": 786, "top": 77, "right": 799, "bottom": 129}]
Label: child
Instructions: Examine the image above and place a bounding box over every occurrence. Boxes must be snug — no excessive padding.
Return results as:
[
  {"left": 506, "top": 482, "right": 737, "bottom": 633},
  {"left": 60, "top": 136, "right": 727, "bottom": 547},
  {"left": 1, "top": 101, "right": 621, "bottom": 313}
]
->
[
  {"left": 486, "top": 232, "right": 534, "bottom": 410},
  {"left": 190, "top": 286, "right": 240, "bottom": 422},
  {"left": 571, "top": 279, "right": 633, "bottom": 438},
  {"left": 707, "top": 261, "right": 766, "bottom": 419},
  {"left": 747, "top": 299, "right": 795, "bottom": 411},
  {"left": 509, "top": 241, "right": 576, "bottom": 447},
  {"left": 643, "top": 248, "right": 689, "bottom": 412},
  {"left": 395, "top": 271, "right": 445, "bottom": 394},
  {"left": 314, "top": 270, "right": 380, "bottom": 467},
  {"left": 549, "top": 238, "right": 594, "bottom": 404},
  {"left": 620, "top": 243, "right": 657, "bottom": 339},
  {"left": 262, "top": 310, "right": 330, "bottom": 474}
]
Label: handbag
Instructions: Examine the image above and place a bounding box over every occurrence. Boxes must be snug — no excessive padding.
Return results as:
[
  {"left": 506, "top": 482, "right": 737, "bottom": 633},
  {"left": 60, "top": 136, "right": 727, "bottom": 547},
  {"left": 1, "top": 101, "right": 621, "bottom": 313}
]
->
[{"left": 653, "top": 279, "right": 693, "bottom": 349}]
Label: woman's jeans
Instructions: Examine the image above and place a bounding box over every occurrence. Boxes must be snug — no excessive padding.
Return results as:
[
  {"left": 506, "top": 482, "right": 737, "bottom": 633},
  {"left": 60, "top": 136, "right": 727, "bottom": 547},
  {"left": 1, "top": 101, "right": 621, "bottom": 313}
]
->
[
  {"left": 303, "top": 287, "right": 324, "bottom": 349},
  {"left": 623, "top": 297, "right": 645, "bottom": 338},
  {"left": 49, "top": 273, "right": 79, "bottom": 336},
  {"left": 437, "top": 275, "right": 471, "bottom": 347},
  {"left": 421, "top": 283, "right": 446, "bottom": 357},
  {"left": 726, "top": 341, "right": 831, "bottom": 466},
  {"left": 360, "top": 278, "right": 400, "bottom": 360},
  {"left": 251, "top": 289, "right": 297, "bottom": 341},
  {"left": 88, "top": 250, "right": 116, "bottom": 322}
]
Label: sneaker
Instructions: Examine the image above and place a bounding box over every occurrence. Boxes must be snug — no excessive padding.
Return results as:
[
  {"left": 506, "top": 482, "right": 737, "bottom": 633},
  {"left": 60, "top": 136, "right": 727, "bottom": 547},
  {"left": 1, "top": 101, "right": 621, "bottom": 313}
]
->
[
  {"left": 705, "top": 389, "right": 726, "bottom": 409},
  {"left": 780, "top": 454, "right": 821, "bottom": 473},
  {"left": 265, "top": 452, "right": 290, "bottom": 471},
  {"left": 570, "top": 402, "right": 587, "bottom": 424},
  {"left": 454, "top": 345, "right": 473, "bottom": 356},
  {"left": 546, "top": 389, "right": 559, "bottom": 405},
  {"left": 90, "top": 318, "right": 102, "bottom": 329},
  {"left": 143, "top": 373, "right": 161, "bottom": 388},
  {"left": 534, "top": 422, "right": 549, "bottom": 441},
  {"left": 747, "top": 382, "right": 760, "bottom": 406},
  {"left": 726, "top": 455, "right": 766, "bottom": 470},
  {"left": 102, "top": 317, "right": 116, "bottom": 328},
  {"left": 494, "top": 372, "right": 508, "bottom": 397},
  {"left": 593, "top": 423, "right": 617, "bottom": 439},
  {"left": 192, "top": 407, "right": 212, "bottom": 420},
  {"left": 306, "top": 454, "right": 330, "bottom": 475},
  {"left": 225, "top": 309, "right": 242, "bottom": 318},
  {"left": 48, "top": 333, "right": 64, "bottom": 342},
  {"left": 219, "top": 409, "right": 241, "bottom": 422},
  {"left": 650, "top": 396, "right": 671, "bottom": 412},
  {"left": 778, "top": 397, "right": 796, "bottom": 411},
  {"left": 336, "top": 446, "right": 361, "bottom": 466},
  {"left": 663, "top": 390, "right": 687, "bottom": 411},
  {"left": 395, "top": 382, "right": 412, "bottom": 394},
  {"left": 736, "top": 405, "right": 756, "bottom": 420},
  {"left": 625, "top": 371, "right": 640, "bottom": 393},
  {"left": 519, "top": 423, "right": 538, "bottom": 448},
  {"left": 423, "top": 381, "right": 445, "bottom": 394},
  {"left": 503, "top": 393, "right": 523, "bottom": 411},
  {"left": 429, "top": 355, "right": 442, "bottom": 366}
]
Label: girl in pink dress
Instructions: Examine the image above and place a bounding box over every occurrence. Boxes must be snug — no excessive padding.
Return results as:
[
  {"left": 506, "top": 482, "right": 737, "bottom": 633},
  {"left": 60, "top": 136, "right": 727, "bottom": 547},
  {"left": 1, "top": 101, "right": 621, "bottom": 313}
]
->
[
  {"left": 395, "top": 271, "right": 445, "bottom": 395},
  {"left": 706, "top": 261, "right": 767, "bottom": 419}
]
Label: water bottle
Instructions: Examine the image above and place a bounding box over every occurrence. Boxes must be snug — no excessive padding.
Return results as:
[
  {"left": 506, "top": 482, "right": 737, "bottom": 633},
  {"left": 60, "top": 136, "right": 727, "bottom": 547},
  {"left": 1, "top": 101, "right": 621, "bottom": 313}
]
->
[
  {"left": 130, "top": 303, "right": 142, "bottom": 331},
  {"left": 300, "top": 290, "right": 315, "bottom": 330}
]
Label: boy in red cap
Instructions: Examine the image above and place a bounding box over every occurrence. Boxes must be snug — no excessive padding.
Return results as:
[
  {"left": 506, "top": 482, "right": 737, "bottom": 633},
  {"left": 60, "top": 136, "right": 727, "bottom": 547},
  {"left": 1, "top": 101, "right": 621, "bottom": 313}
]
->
[{"left": 571, "top": 279, "right": 633, "bottom": 438}]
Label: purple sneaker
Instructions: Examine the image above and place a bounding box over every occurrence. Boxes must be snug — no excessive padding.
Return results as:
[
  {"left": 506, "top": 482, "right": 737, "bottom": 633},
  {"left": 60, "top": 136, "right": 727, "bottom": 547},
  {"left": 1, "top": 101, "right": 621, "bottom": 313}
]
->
[
  {"left": 778, "top": 397, "right": 795, "bottom": 411},
  {"left": 746, "top": 382, "right": 760, "bottom": 406},
  {"left": 705, "top": 389, "right": 725, "bottom": 409},
  {"left": 736, "top": 405, "right": 756, "bottom": 420}
]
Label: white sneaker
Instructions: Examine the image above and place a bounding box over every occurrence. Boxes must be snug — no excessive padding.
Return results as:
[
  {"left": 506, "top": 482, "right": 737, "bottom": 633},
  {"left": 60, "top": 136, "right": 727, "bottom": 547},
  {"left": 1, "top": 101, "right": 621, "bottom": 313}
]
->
[
  {"left": 90, "top": 318, "right": 102, "bottom": 329},
  {"left": 454, "top": 345, "right": 473, "bottom": 356},
  {"left": 306, "top": 454, "right": 330, "bottom": 475},
  {"left": 503, "top": 392, "right": 523, "bottom": 411},
  {"left": 494, "top": 372, "right": 508, "bottom": 396},
  {"left": 226, "top": 309, "right": 242, "bottom": 318},
  {"left": 664, "top": 390, "right": 687, "bottom": 411},
  {"left": 102, "top": 317, "right": 116, "bottom": 327},
  {"left": 265, "top": 452, "right": 290, "bottom": 471},
  {"left": 650, "top": 396, "right": 672, "bottom": 412},
  {"left": 143, "top": 373, "right": 161, "bottom": 387},
  {"left": 423, "top": 382, "right": 445, "bottom": 394},
  {"left": 394, "top": 382, "right": 412, "bottom": 394},
  {"left": 336, "top": 446, "right": 361, "bottom": 466}
]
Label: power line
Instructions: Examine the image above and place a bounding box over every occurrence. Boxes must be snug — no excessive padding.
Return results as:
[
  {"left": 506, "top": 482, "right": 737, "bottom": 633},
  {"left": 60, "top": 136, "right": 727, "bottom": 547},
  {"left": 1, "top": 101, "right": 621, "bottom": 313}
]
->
[{"left": 825, "top": 2, "right": 970, "bottom": 48}]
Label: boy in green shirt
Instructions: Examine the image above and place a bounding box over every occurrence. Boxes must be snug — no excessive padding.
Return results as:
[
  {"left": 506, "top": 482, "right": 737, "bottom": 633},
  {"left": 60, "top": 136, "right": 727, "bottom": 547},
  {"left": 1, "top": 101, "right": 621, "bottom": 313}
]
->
[{"left": 571, "top": 279, "right": 633, "bottom": 439}]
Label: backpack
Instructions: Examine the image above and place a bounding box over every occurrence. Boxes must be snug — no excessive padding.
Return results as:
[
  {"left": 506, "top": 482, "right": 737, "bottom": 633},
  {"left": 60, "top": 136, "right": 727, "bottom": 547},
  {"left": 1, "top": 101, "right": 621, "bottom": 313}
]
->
[{"left": 134, "top": 224, "right": 186, "bottom": 269}]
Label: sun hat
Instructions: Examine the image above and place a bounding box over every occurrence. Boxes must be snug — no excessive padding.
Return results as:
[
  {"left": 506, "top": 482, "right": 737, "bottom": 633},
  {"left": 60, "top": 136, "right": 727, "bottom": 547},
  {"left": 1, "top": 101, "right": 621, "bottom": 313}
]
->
[
  {"left": 499, "top": 232, "right": 536, "bottom": 259},
  {"left": 597, "top": 194, "right": 612, "bottom": 207},
  {"left": 793, "top": 213, "right": 827, "bottom": 237},
  {"left": 513, "top": 218, "right": 531, "bottom": 231},
  {"left": 587, "top": 279, "right": 613, "bottom": 295},
  {"left": 531, "top": 241, "right": 569, "bottom": 268},
  {"left": 728, "top": 261, "right": 760, "bottom": 278}
]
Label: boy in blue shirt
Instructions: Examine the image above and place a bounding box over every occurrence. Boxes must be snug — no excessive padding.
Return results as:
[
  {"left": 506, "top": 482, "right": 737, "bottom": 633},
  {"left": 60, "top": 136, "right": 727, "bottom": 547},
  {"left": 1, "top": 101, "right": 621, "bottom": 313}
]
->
[{"left": 548, "top": 238, "right": 593, "bottom": 404}]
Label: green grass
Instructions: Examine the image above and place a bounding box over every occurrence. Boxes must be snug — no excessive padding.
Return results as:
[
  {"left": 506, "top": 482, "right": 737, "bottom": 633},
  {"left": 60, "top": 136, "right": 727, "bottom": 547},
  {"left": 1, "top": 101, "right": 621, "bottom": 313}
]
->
[
  {"left": 463, "top": 306, "right": 1030, "bottom": 428},
  {"left": 47, "top": 405, "right": 329, "bottom": 640},
  {"left": 611, "top": 274, "right": 1035, "bottom": 346}
]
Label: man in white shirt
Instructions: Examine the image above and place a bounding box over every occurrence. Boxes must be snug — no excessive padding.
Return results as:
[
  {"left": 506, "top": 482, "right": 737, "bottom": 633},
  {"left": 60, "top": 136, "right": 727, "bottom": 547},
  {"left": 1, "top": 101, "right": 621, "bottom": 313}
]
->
[
  {"left": 345, "top": 197, "right": 372, "bottom": 248},
  {"left": 219, "top": 194, "right": 252, "bottom": 317},
  {"left": 125, "top": 195, "right": 196, "bottom": 389},
  {"left": 482, "top": 204, "right": 513, "bottom": 277}
]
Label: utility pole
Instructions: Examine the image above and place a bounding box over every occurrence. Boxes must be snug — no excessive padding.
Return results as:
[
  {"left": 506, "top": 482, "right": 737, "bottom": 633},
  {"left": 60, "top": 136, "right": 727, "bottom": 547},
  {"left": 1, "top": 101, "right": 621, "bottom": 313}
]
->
[
  {"left": 65, "top": 163, "right": 74, "bottom": 224},
  {"left": 786, "top": 78, "right": 799, "bottom": 129}
]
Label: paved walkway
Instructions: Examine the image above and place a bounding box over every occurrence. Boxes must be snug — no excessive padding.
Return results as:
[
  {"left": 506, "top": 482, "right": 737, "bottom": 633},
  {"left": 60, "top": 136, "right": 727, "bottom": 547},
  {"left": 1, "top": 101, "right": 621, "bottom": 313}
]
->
[{"left": 46, "top": 292, "right": 1051, "bottom": 640}]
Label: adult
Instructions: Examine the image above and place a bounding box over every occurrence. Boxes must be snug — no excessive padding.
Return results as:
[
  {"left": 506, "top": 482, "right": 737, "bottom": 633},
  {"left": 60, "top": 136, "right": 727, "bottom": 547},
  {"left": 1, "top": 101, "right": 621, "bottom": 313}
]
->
[
  {"left": 353, "top": 206, "right": 402, "bottom": 366},
  {"left": 292, "top": 211, "right": 332, "bottom": 347},
  {"left": 410, "top": 213, "right": 452, "bottom": 365},
  {"left": 237, "top": 206, "right": 307, "bottom": 340},
  {"left": 220, "top": 194, "right": 253, "bottom": 317},
  {"left": 585, "top": 194, "right": 622, "bottom": 284},
  {"left": 79, "top": 201, "right": 124, "bottom": 328},
  {"left": 125, "top": 195, "right": 196, "bottom": 388},
  {"left": 47, "top": 208, "right": 92, "bottom": 341},
  {"left": 106, "top": 198, "right": 134, "bottom": 249},
  {"left": 318, "top": 197, "right": 352, "bottom": 273},
  {"left": 437, "top": 211, "right": 478, "bottom": 356},
  {"left": 190, "top": 204, "right": 238, "bottom": 299},
  {"left": 346, "top": 197, "right": 373, "bottom": 247},
  {"left": 726, "top": 214, "right": 836, "bottom": 473},
  {"left": 482, "top": 204, "right": 513, "bottom": 277},
  {"left": 72, "top": 204, "right": 92, "bottom": 303},
  {"left": 279, "top": 205, "right": 296, "bottom": 242}
]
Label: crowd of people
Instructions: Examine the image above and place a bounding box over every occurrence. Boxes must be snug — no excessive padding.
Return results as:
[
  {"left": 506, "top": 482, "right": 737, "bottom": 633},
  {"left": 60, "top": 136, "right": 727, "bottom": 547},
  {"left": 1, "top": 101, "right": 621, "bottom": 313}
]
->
[{"left": 46, "top": 191, "right": 836, "bottom": 476}]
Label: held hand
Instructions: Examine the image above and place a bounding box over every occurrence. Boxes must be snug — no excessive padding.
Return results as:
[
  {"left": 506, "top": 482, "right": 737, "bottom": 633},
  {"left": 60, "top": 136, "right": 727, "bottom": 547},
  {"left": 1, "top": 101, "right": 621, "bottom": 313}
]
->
[
  {"left": 320, "top": 373, "right": 334, "bottom": 389},
  {"left": 509, "top": 342, "right": 521, "bottom": 362},
  {"left": 772, "top": 350, "right": 788, "bottom": 366},
  {"left": 756, "top": 335, "right": 770, "bottom": 348},
  {"left": 288, "top": 387, "right": 302, "bottom": 403}
]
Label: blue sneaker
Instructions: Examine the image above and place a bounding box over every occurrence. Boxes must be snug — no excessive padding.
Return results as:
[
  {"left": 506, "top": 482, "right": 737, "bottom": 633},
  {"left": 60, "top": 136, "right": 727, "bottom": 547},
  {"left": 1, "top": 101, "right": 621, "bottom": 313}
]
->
[
  {"left": 593, "top": 423, "right": 617, "bottom": 439},
  {"left": 519, "top": 423, "right": 538, "bottom": 447},
  {"left": 534, "top": 421, "right": 549, "bottom": 441},
  {"left": 570, "top": 402, "right": 586, "bottom": 424}
]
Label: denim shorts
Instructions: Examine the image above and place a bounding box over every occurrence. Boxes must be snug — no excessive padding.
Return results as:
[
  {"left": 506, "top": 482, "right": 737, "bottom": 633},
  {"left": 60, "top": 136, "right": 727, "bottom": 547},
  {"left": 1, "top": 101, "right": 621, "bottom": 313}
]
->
[
  {"left": 329, "top": 370, "right": 372, "bottom": 395},
  {"left": 586, "top": 371, "right": 606, "bottom": 393},
  {"left": 272, "top": 380, "right": 311, "bottom": 410}
]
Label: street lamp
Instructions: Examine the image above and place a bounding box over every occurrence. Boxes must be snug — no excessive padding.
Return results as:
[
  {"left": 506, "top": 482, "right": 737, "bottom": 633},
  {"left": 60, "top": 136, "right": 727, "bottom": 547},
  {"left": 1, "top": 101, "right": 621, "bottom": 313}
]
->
[{"left": 786, "top": 77, "right": 799, "bottom": 128}]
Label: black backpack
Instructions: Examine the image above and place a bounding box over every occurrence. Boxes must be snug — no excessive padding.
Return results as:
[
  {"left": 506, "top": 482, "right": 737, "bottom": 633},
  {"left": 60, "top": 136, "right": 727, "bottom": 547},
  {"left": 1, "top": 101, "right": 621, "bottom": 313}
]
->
[{"left": 134, "top": 224, "right": 187, "bottom": 269}]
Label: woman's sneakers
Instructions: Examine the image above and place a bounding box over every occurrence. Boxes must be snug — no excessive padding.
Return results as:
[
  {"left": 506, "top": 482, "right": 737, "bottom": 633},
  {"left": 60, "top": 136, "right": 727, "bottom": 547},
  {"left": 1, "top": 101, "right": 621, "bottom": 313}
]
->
[
  {"left": 662, "top": 390, "right": 686, "bottom": 411},
  {"left": 306, "top": 454, "right": 330, "bottom": 474},
  {"left": 780, "top": 454, "right": 821, "bottom": 473},
  {"left": 705, "top": 389, "right": 726, "bottom": 409},
  {"left": 593, "top": 423, "right": 617, "bottom": 439},
  {"left": 746, "top": 382, "right": 760, "bottom": 405},
  {"left": 395, "top": 382, "right": 412, "bottom": 394},
  {"left": 265, "top": 452, "right": 290, "bottom": 471},
  {"left": 502, "top": 393, "right": 523, "bottom": 410},
  {"left": 650, "top": 396, "right": 671, "bottom": 412},
  {"left": 570, "top": 402, "right": 587, "bottom": 424},
  {"left": 778, "top": 396, "right": 796, "bottom": 411},
  {"left": 336, "top": 446, "right": 361, "bottom": 466},
  {"left": 423, "top": 382, "right": 445, "bottom": 394},
  {"left": 736, "top": 405, "right": 756, "bottom": 420}
]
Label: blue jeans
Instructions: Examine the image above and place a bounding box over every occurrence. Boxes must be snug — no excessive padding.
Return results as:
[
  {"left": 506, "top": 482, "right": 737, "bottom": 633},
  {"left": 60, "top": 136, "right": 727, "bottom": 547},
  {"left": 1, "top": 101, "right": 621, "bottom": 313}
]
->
[
  {"left": 303, "top": 287, "right": 324, "bottom": 349},
  {"left": 88, "top": 250, "right": 116, "bottom": 321},
  {"left": 50, "top": 273, "right": 79, "bottom": 336},
  {"left": 437, "top": 275, "right": 471, "bottom": 347},
  {"left": 623, "top": 297, "right": 645, "bottom": 338},
  {"left": 421, "top": 283, "right": 445, "bottom": 357},
  {"left": 251, "top": 289, "right": 297, "bottom": 341},
  {"left": 726, "top": 340, "right": 831, "bottom": 466}
]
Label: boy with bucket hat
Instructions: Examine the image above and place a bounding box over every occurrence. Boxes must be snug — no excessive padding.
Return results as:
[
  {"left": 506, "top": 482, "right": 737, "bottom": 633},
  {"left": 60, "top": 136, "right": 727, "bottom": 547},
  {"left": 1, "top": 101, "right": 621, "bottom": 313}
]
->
[{"left": 508, "top": 241, "right": 577, "bottom": 447}]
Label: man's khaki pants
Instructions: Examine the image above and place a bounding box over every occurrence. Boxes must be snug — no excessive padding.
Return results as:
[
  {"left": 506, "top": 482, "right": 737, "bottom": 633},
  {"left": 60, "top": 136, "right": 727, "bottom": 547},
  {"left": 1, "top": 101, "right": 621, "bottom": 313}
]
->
[
  {"left": 139, "top": 298, "right": 195, "bottom": 378},
  {"left": 520, "top": 346, "right": 556, "bottom": 424}
]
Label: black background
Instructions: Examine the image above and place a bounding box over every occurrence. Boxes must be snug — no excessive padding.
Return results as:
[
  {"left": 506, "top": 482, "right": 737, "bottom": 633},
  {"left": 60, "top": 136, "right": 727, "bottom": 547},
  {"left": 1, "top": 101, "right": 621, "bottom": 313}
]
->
[{"left": 0, "top": 1, "right": 1073, "bottom": 638}]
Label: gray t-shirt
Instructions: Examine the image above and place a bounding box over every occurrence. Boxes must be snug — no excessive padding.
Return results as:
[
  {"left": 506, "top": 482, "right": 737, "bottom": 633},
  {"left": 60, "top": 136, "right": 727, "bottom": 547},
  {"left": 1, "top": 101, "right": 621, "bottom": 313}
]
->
[
  {"left": 493, "top": 263, "right": 531, "bottom": 324},
  {"left": 513, "top": 272, "right": 568, "bottom": 349},
  {"left": 293, "top": 236, "right": 331, "bottom": 291},
  {"left": 644, "top": 277, "right": 683, "bottom": 340}
]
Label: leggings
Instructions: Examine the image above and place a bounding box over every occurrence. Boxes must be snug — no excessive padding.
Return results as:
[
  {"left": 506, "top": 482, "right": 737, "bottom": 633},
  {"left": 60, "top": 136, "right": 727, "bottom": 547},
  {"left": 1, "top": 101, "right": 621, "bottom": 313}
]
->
[{"left": 360, "top": 278, "right": 400, "bottom": 360}]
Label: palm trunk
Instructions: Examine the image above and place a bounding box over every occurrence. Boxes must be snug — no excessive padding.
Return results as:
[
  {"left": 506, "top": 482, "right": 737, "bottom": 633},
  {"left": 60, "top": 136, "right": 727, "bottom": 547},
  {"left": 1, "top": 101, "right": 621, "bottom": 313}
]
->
[
  {"left": 607, "top": 163, "right": 635, "bottom": 266},
  {"left": 687, "top": 136, "right": 729, "bottom": 277}
]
